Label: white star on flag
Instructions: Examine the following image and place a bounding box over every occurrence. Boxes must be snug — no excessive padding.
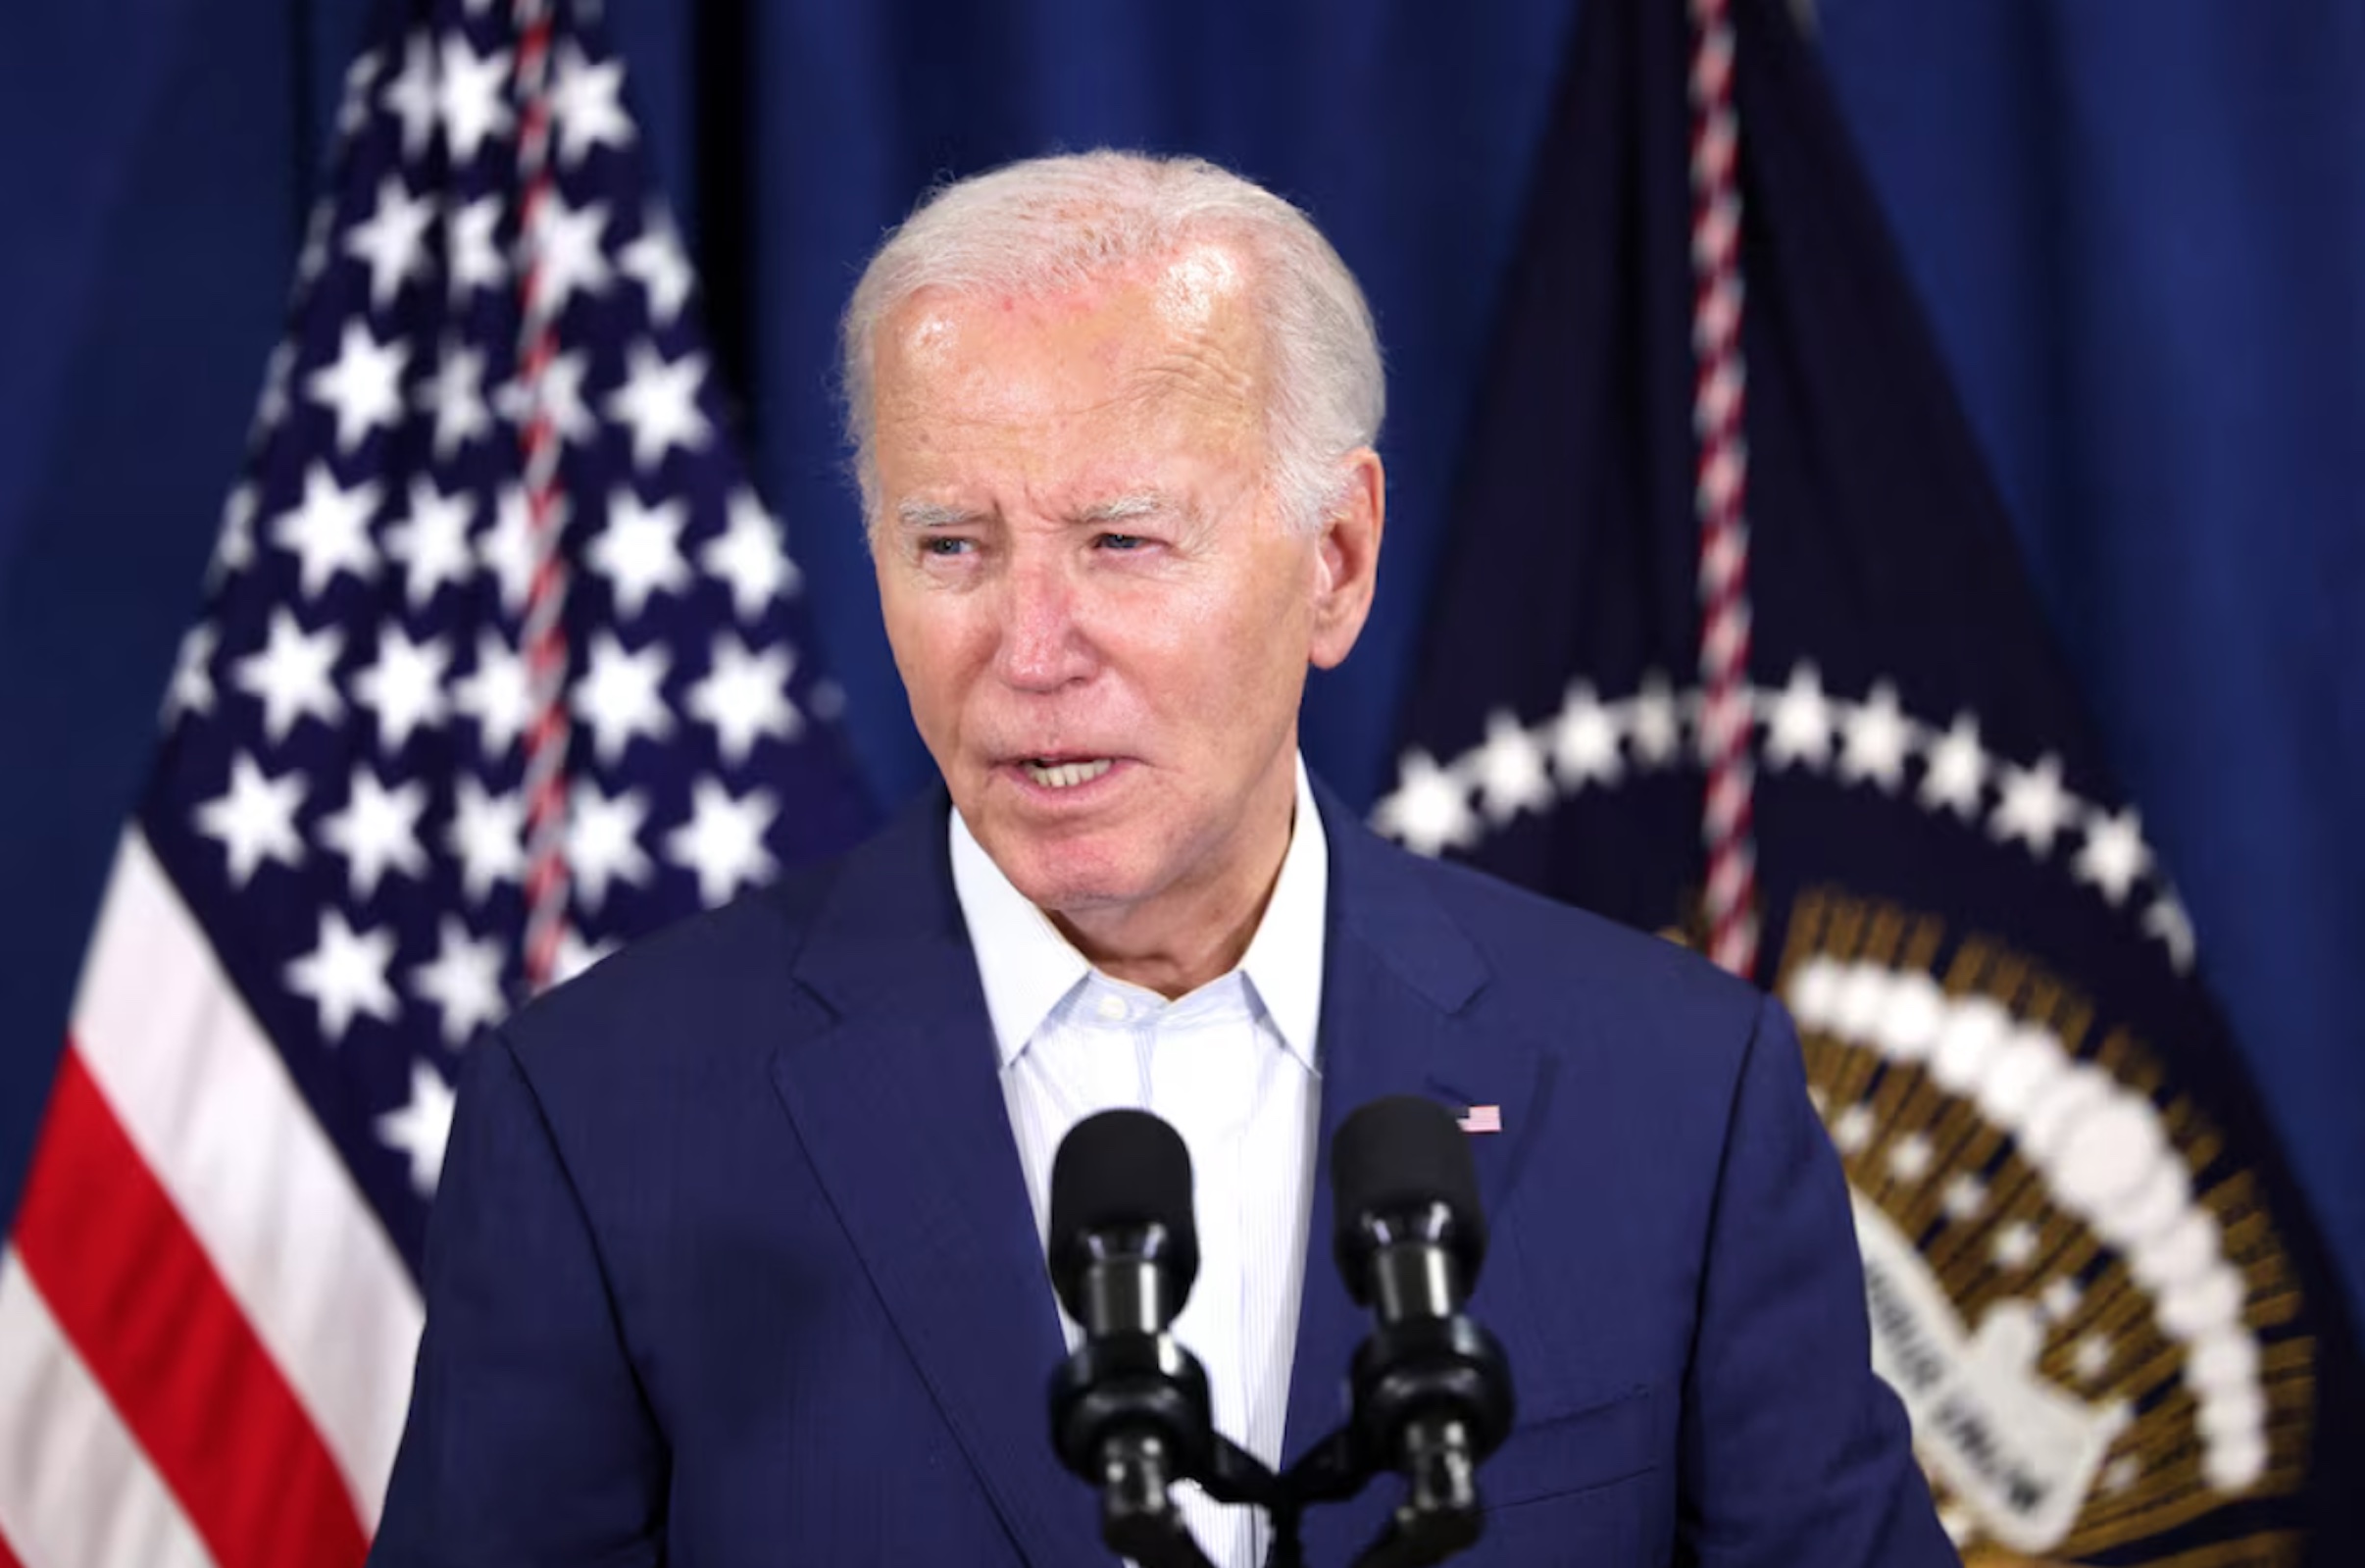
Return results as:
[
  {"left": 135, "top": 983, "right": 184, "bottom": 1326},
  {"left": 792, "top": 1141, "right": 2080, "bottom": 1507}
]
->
[
  {"left": 1918, "top": 712, "right": 1988, "bottom": 819},
  {"left": 550, "top": 40, "right": 634, "bottom": 165},
  {"left": 1763, "top": 663, "right": 1835, "bottom": 771},
  {"left": 336, "top": 46, "right": 383, "bottom": 137},
  {"left": 701, "top": 490, "right": 800, "bottom": 620},
  {"left": 285, "top": 908, "right": 401, "bottom": 1043},
  {"left": 380, "top": 31, "right": 438, "bottom": 158},
  {"left": 421, "top": 340, "right": 493, "bottom": 458},
  {"left": 575, "top": 630, "right": 677, "bottom": 764},
  {"left": 2074, "top": 807, "right": 2153, "bottom": 906},
  {"left": 453, "top": 629, "right": 532, "bottom": 758},
  {"left": 622, "top": 207, "right": 696, "bottom": 328},
  {"left": 1550, "top": 683, "right": 1624, "bottom": 789},
  {"left": 376, "top": 1059, "right": 458, "bottom": 1197},
  {"left": 233, "top": 610, "right": 346, "bottom": 742},
  {"left": 255, "top": 338, "right": 297, "bottom": 430},
  {"left": 606, "top": 340, "right": 711, "bottom": 470},
  {"left": 478, "top": 485, "right": 542, "bottom": 615},
  {"left": 665, "top": 778, "right": 781, "bottom": 905},
  {"left": 409, "top": 917, "right": 510, "bottom": 1046},
  {"left": 2143, "top": 892, "right": 2197, "bottom": 974},
  {"left": 1626, "top": 675, "right": 1683, "bottom": 769},
  {"left": 1475, "top": 711, "right": 1554, "bottom": 823},
  {"left": 296, "top": 201, "right": 337, "bottom": 293},
  {"left": 272, "top": 464, "right": 382, "bottom": 598},
  {"left": 445, "top": 776, "right": 528, "bottom": 905},
  {"left": 354, "top": 625, "right": 452, "bottom": 750},
  {"left": 1837, "top": 682, "right": 1912, "bottom": 791},
  {"left": 688, "top": 633, "right": 801, "bottom": 766},
  {"left": 445, "top": 193, "right": 506, "bottom": 297},
  {"left": 382, "top": 475, "right": 478, "bottom": 608},
  {"left": 588, "top": 489, "right": 693, "bottom": 620},
  {"left": 528, "top": 191, "right": 614, "bottom": 317},
  {"left": 540, "top": 349, "right": 599, "bottom": 443},
  {"left": 345, "top": 175, "right": 435, "bottom": 307},
  {"left": 1991, "top": 753, "right": 2075, "bottom": 857},
  {"left": 194, "top": 753, "right": 308, "bottom": 886},
  {"left": 498, "top": 349, "right": 597, "bottom": 447},
  {"left": 165, "top": 623, "right": 218, "bottom": 724},
  {"left": 554, "top": 927, "right": 623, "bottom": 987},
  {"left": 436, "top": 33, "right": 514, "bottom": 163},
  {"left": 215, "top": 483, "right": 260, "bottom": 579},
  {"left": 567, "top": 780, "right": 656, "bottom": 913},
  {"left": 320, "top": 767, "right": 431, "bottom": 900},
  {"left": 1374, "top": 750, "right": 1478, "bottom": 858},
  {"left": 306, "top": 321, "right": 411, "bottom": 453}
]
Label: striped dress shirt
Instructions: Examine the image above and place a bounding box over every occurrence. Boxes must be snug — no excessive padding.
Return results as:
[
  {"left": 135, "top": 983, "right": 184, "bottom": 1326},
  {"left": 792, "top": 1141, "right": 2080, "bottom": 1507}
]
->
[{"left": 950, "top": 756, "right": 1328, "bottom": 1568}]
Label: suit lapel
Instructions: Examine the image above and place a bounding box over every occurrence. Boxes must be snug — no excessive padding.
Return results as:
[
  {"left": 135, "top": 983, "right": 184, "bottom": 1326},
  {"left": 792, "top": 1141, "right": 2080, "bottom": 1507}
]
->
[
  {"left": 1283, "top": 786, "right": 1548, "bottom": 1469},
  {"left": 767, "top": 796, "right": 1102, "bottom": 1568},
  {"left": 766, "top": 784, "right": 1550, "bottom": 1564}
]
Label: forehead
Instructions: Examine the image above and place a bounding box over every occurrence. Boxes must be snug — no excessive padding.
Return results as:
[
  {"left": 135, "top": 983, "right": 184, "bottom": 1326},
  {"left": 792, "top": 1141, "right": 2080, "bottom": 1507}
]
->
[{"left": 871, "top": 245, "right": 1268, "bottom": 441}]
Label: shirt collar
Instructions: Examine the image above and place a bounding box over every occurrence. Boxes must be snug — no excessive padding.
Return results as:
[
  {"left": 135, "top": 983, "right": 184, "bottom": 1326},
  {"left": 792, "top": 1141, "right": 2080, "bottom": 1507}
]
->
[
  {"left": 1237, "top": 756, "right": 1327, "bottom": 1071},
  {"left": 947, "top": 754, "right": 1329, "bottom": 1073}
]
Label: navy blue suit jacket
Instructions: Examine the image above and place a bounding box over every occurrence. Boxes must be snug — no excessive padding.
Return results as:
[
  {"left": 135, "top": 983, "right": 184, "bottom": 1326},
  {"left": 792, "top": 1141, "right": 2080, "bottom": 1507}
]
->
[{"left": 371, "top": 783, "right": 1953, "bottom": 1566}]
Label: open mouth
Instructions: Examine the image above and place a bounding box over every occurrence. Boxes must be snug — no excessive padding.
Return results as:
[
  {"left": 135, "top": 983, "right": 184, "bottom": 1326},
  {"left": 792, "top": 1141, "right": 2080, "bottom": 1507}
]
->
[{"left": 1020, "top": 758, "right": 1115, "bottom": 790}]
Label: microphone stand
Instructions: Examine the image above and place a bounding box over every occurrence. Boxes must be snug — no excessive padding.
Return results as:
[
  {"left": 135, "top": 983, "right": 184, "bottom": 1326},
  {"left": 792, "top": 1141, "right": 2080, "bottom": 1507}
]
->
[
  {"left": 1085, "top": 1412, "right": 1491, "bottom": 1568},
  {"left": 1052, "top": 1303, "right": 1509, "bottom": 1568},
  {"left": 1049, "top": 1100, "right": 1509, "bottom": 1567},
  {"left": 1087, "top": 1430, "right": 1340, "bottom": 1568}
]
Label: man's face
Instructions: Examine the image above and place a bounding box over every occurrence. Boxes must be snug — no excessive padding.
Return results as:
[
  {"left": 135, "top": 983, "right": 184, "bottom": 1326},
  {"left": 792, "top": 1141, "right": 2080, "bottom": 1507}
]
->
[{"left": 868, "top": 247, "right": 1376, "bottom": 936}]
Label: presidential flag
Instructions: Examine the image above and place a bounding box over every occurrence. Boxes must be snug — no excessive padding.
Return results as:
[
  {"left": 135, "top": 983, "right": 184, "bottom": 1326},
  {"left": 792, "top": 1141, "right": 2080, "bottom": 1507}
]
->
[
  {"left": 1378, "top": 0, "right": 2361, "bottom": 1562},
  {"left": 0, "top": 1, "right": 871, "bottom": 1562}
]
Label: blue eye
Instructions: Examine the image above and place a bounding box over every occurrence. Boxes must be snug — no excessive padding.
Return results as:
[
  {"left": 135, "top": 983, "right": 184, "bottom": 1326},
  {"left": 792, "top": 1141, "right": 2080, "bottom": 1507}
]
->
[
  {"left": 1096, "top": 532, "right": 1145, "bottom": 551},
  {"left": 922, "top": 536, "right": 972, "bottom": 557}
]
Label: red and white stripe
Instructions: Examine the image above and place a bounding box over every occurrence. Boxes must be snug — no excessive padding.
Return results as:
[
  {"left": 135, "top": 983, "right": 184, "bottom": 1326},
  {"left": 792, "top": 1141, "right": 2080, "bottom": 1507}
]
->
[
  {"left": 0, "top": 833, "right": 424, "bottom": 1568},
  {"left": 512, "top": 0, "right": 576, "bottom": 991},
  {"left": 1687, "top": 0, "right": 1760, "bottom": 979}
]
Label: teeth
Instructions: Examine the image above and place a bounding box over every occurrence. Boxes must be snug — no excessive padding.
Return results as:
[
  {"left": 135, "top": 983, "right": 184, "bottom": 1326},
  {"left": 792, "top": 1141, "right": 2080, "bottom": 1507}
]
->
[{"left": 1023, "top": 758, "right": 1114, "bottom": 789}]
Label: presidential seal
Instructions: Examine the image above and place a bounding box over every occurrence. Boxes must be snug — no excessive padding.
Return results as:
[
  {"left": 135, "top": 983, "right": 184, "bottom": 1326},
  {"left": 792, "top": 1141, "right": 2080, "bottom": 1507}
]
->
[{"left": 1376, "top": 662, "right": 2342, "bottom": 1565}]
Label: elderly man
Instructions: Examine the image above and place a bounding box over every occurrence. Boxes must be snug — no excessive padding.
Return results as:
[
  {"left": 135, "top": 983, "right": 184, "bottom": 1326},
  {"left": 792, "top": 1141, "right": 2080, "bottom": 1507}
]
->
[{"left": 372, "top": 152, "right": 1954, "bottom": 1568}]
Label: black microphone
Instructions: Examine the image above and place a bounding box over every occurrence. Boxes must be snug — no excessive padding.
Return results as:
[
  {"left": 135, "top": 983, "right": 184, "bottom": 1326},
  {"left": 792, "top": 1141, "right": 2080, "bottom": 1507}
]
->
[
  {"left": 1045, "top": 1109, "right": 1220, "bottom": 1568},
  {"left": 1332, "top": 1096, "right": 1515, "bottom": 1564}
]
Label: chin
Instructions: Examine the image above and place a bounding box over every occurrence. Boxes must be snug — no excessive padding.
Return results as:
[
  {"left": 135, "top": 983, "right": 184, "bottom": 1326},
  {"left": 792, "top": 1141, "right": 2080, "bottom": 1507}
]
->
[{"left": 989, "top": 833, "right": 1151, "bottom": 917}]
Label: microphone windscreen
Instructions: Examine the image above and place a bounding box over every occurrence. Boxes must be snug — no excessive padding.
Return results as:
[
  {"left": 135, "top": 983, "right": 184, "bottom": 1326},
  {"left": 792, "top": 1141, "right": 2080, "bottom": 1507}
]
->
[
  {"left": 1331, "top": 1095, "right": 1488, "bottom": 1281},
  {"left": 1047, "top": 1109, "right": 1199, "bottom": 1315}
]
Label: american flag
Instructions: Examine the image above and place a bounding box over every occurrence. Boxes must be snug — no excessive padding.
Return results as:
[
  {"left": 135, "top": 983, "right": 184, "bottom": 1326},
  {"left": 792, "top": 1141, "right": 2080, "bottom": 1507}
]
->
[{"left": 0, "top": 0, "right": 872, "bottom": 1563}]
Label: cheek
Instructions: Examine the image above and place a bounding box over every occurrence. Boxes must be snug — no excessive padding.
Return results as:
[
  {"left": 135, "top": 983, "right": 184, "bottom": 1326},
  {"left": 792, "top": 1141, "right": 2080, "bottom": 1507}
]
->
[
  {"left": 881, "top": 598, "right": 978, "bottom": 725},
  {"left": 1157, "top": 577, "right": 1309, "bottom": 721}
]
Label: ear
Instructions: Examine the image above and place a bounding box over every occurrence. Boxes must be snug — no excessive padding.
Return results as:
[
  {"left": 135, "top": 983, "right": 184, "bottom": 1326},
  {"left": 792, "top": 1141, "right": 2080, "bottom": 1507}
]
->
[{"left": 1307, "top": 448, "right": 1385, "bottom": 671}]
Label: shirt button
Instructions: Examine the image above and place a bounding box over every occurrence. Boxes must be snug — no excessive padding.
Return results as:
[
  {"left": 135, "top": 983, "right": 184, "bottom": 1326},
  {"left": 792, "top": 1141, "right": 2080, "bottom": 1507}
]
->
[{"left": 1094, "top": 992, "right": 1129, "bottom": 1023}]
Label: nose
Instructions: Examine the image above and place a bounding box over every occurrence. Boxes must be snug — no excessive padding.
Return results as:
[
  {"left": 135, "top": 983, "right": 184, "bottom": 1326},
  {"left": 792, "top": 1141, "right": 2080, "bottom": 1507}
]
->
[{"left": 992, "top": 551, "right": 1095, "bottom": 693}]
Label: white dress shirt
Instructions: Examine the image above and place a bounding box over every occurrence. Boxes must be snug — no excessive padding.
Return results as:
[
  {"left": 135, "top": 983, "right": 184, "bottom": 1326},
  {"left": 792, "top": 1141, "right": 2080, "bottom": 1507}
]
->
[{"left": 950, "top": 756, "right": 1328, "bottom": 1568}]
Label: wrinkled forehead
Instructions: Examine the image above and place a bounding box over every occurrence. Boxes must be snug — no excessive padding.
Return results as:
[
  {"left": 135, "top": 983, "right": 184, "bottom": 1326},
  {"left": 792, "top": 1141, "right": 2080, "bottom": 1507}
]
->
[{"left": 874, "top": 240, "right": 1270, "bottom": 412}]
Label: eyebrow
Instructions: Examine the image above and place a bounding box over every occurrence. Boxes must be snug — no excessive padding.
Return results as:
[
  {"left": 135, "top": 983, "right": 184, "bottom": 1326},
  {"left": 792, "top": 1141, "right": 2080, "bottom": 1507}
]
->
[
  {"left": 892, "top": 492, "right": 1188, "bottom": 532},
  {"left": 893, "top": 499, "right": 986, "bottom": 531},
  {"left": 1075, "top": 493, "right": 1170, "bottom": 526}
]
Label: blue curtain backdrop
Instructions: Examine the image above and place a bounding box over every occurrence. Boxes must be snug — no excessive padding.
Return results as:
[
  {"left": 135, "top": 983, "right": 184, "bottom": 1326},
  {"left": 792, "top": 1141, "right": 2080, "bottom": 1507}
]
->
[{"left": 0, "top": 0, "right": 2357, "bottom": 1318}]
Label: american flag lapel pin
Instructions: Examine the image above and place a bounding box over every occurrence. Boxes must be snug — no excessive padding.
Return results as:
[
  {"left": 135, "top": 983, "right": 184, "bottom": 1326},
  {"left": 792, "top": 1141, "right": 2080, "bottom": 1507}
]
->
[{"left": 1457, "top": 1104, "right": 1502, "bottom": 1135}]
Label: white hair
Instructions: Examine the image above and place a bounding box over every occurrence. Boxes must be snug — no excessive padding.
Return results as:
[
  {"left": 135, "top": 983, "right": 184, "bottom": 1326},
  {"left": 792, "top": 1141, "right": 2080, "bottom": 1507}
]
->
[{"left": 840, "top": 150, "right": 1384, "bottom": 536}]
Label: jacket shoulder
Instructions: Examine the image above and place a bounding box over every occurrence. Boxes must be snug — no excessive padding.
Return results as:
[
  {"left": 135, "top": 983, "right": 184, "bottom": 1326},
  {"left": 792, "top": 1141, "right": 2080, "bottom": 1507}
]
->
[
  {"left": 1391, "top": 835, "right": 1766, "bottom": 1040},
  {"left": 496, "top": 850, "right": 846, "bottom": 1091}
]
